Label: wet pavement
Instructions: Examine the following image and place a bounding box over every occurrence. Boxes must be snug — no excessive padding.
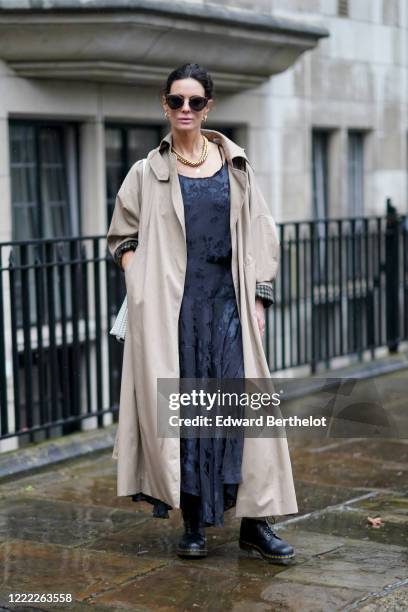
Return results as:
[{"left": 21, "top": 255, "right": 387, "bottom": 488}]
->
[{"left": 0, "top": 369, "right": 407, "bottom": 611}]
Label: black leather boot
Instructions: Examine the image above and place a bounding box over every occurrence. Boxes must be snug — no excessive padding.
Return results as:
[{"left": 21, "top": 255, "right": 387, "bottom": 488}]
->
[
  {"left": 177, "top": 496, "right": 207, "bottom": 559},
  {"left": 239, "top": 517, "right": 295, "bottom": 564}
]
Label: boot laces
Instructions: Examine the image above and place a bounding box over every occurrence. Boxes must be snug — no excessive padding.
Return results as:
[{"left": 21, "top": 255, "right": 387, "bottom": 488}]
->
[{"left": 265, "top": 516, "right": 281, "bottom": 540}]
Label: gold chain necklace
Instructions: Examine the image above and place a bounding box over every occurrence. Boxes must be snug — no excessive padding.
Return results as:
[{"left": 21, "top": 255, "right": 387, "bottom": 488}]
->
[{"left": 171, "top": 134, "right": 209, "bottom": 168}]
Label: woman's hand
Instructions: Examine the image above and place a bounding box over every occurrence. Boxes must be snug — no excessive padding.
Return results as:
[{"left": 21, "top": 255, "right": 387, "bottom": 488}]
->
[
  {"left": 121, "top": 250, "right": 135, "bottom": 272},
  {"left": 255, "top": 297, "right": 266, "bottom": 338}
]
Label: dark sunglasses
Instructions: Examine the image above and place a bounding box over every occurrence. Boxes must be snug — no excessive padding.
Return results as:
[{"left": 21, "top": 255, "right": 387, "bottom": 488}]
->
[{"left": 165, "top": 94, "right": 208, "bottom": 111}]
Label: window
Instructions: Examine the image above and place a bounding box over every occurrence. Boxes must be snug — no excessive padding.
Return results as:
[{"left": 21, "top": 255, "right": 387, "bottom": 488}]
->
[
  {"left": 9, "top": 121, "right": 80, "bottom": 240},
  {"left": 347, "top": 131, "right": 365, "bottom": 282},
  {"left": 338, "top": 0, "right": 349, "bottom": 17},
  {"left": 312, "top": 129, "right": 330, "bottom": 220},
  {"left": 9, "top": 120, "right": 80, "bottom": 327},
  {"left": 104, "top": 124, "right": 164, "bottom": 349},
  {"left": 105, "top": 125, "right": 162, "bottom": 224},
  {"left": 347, "top": 130, "right": 365, "bottom": 217},
  {"left": 311, "top": 129, "right": 332, "bottom": 289}
]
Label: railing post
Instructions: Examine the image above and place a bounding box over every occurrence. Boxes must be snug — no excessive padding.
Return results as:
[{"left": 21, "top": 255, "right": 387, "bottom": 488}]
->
[
  {"left": 0, "top": 246, "right": 8, "bottom": 436},
  {"left": 310, "top": 221, "right": 317, "bottom": 374},
  {"left": 385, "top": 198, "right": 400, "bottom": 353}
]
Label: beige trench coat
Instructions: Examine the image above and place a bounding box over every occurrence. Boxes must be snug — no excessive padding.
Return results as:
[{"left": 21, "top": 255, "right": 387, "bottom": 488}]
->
[{"left": 107, "top": 128, "right": 298, "bottom": 517}]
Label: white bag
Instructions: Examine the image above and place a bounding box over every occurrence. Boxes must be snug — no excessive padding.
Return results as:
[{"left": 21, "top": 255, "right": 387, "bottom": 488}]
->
[{"left": 109, "top": 157, "right": 147, "bottom": 343}]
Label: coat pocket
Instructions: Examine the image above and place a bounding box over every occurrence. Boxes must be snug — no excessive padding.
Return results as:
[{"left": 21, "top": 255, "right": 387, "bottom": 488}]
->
[
  {"left": 124, "top": 245, "right": 147, "bottom": 308},
  {"left": 124, "top": 243, "right": 145, "bottom": 282}
]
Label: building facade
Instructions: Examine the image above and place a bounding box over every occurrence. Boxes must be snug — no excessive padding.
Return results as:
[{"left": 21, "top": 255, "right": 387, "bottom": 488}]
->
[{"left": 0, "top": 0, "right": 406, "bottom": 246}]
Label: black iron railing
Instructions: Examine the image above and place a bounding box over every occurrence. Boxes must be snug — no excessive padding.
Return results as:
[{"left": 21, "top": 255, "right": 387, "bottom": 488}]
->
[
  {"left": 264, "top": 204, "right": 408, "bottom": 372},
  {"left": 0, "top": 235, "right": 126, "bottom": 445},
  {"left": 0, "top": 205, "right": 407, "bottom": 445}
]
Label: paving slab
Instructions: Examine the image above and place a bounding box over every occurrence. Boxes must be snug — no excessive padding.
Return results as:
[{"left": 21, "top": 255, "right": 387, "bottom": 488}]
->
[
  {"left": 280, "top": 499, "right": 408, "bottom": 547},
  {"left": 272, "top": 536, "right": 407, "bottom": 592},
  {"left": 290, "top": 446, "right": 408, "bottom": 489},
  {"left": 290, "top": 480, "right": 368, "bottom": 515},
  {"left": 0, "top": 426, "right": 117, "bottom": 483},
  {"left": 228, "top": 579, "right": 365, "bottom": 612},
  {"left": 302, "top": 439, "right": 408, "bottom": 463},
  {"left": 347, "top": 490, "right": 408, "bottom": 516},
  {"left": 0, "top": 498, "right": 148, "bottom": 547},
  {"left": 92, "top": 564, "right": 240, "bottom": 611},
  {"left": 92, "top": 561, "right": 367, "bottom": 611},
  {"left": 0, "top": 539, "right": 167, "bottom": 607},
  {"left": 351, "top": 583, "right": 408, "bottom": 611},
  {"left": 83, "top": 505, "right": 184, "bottom": 559},
  {"left": 0, "top": 468, "right": 160, "bottom": 518},
  {"left": 6, "top": 472, "right": 135, "bottom": 512}
]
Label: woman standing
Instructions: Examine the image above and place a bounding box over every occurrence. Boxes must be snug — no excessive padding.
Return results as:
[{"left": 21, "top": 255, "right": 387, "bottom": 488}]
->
[{"left": 107, "top": 63, "right": 298, "bottom": 564}]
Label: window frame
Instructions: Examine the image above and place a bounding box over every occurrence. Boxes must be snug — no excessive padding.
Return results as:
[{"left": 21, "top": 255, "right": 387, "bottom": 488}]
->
[
  {"left": 105, "top": 122, "right": 164, "bottom": 225},
  {"left": 312, "top": 128, "right": 331, "bottom": 220},
  {"left": 9, "top": 117, "right": 82, "bottom": 240},
  {"left": 347, "top": 129, "right": 365, "bottom": 218}
]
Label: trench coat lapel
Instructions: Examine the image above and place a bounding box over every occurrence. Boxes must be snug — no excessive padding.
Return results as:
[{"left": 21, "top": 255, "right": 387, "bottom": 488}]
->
[{"left": 148, "top": 128, "right": 249, "bottom": 256}]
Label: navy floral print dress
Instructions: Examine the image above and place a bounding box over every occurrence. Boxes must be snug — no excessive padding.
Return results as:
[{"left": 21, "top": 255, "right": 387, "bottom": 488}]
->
[{"left": 132, "top": 145, "right": 245, "bottom": 527}]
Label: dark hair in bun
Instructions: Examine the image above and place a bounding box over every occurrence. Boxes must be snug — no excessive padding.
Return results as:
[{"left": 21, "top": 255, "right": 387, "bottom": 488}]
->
[{"left": 161, "top": 63, "right": 214, "bottom": 99}]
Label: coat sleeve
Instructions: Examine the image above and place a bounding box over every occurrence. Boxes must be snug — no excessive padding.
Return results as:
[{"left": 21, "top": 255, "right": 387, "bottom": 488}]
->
[
  {"left": 247, "top": 162, "right": 280, "bottom": 309},
  {"left": 106, "top": 159, "right": 143, "bottom": 271}
]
